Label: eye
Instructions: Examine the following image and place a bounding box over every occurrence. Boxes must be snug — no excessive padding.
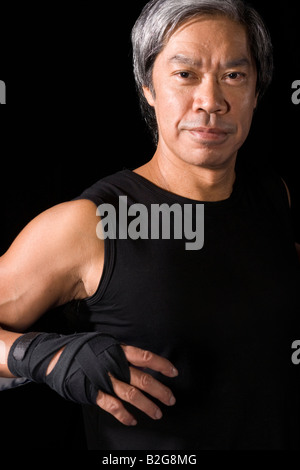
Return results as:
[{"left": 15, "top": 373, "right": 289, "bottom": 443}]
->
[
  {"left": 177, "top": 71, "right": 192, "bottom": 79},
  {"left": 226, "top": 72, "right": 246, "bottom": 81}
]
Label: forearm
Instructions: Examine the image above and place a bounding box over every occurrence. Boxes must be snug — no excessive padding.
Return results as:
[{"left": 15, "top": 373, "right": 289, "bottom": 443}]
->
[
  {"left": 2, "top": 329, "right": 177, "bottom": 425},
  {"left": 0, "top": 326, "right": 22, "bottom": 378}
]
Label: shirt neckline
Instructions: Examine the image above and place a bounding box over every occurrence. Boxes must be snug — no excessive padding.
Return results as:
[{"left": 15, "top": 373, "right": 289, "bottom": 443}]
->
[{"left": 122, "top": 165, "right": 243, "bottom": 208}]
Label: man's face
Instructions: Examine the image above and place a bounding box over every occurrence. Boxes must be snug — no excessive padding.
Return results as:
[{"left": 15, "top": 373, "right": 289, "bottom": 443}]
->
[{"left": 143, "top": 15, "right": 258, "bottom": 170}]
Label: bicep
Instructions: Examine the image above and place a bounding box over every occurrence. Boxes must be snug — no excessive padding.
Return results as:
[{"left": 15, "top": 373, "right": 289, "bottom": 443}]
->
[{"left": 0, "top": 200, "right": 102, "bottom": 331}]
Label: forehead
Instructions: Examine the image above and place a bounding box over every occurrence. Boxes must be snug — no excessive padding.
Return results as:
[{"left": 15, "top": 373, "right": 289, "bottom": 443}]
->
[{"left": 162, "top": 15, "right": 252, "bottom": 64}]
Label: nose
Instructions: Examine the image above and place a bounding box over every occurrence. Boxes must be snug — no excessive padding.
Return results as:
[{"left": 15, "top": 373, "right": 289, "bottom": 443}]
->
[{"left": 193, "top": 77, "right": 229, "bottom": 115}]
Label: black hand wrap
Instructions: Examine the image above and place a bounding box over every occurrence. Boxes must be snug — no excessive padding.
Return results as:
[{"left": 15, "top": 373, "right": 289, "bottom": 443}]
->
[{"left": 7, "top": 331, "right": 131, "bottom": 405}]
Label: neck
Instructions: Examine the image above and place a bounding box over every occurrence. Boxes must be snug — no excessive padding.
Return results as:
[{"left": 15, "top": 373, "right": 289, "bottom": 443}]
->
[{"left": 134, "top": 150, "right": 237, "bottom": 202}]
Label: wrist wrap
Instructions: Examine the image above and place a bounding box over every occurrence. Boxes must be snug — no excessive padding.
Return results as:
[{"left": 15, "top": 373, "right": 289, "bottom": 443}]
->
[{"left": 7, "top": 331, "right": 130, "bottom": 405}]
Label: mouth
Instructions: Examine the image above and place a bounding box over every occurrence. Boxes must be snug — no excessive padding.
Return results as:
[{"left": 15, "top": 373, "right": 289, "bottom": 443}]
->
[{"left": 186, "top": 127, "right": 230, "bottom": 144}]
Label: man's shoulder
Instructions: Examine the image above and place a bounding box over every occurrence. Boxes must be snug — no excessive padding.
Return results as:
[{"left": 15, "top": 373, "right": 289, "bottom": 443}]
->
[{"left": 73, "top": 169, "right": 137, "bottom": 207}]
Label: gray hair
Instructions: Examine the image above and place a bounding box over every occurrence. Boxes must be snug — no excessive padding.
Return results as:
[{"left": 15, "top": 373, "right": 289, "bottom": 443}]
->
[{"left": 131, "top": 0, "right": 274, "bottom": 143}]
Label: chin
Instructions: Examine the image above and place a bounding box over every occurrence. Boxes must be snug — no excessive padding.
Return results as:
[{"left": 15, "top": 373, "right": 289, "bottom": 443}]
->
[{"left": 181, "top": 148, "right": 238, "bottom": 170}]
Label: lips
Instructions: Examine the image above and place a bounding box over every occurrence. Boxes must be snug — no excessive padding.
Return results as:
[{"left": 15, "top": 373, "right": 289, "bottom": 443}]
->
[
  {"left": 187, "top": 126, "right": 230, "bottom": 143},
  {"left": 191, "top": 127, "right": 228, "bottom": 134}
]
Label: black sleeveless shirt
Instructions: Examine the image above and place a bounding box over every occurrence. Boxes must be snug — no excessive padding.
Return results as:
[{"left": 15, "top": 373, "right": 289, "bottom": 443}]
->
[{"left": 74, "top": 159, "right": 300, "bottom": 450}]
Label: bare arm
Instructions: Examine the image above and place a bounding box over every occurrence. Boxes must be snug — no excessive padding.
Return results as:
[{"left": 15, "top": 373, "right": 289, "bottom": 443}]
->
[
  {"left": 0, "top": 200, "right": 102, "bottom": 329},
  {"left": 0, "top": 200, "right": 177, "bottom": 424},
  {"left": 0, "top": 199, "right": 103, "bottom": 375}
]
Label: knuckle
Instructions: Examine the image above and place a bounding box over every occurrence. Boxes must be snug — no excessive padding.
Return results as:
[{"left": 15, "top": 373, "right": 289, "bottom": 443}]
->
[
  {"left": 126, "top": 386, "right": 139, "bottom": 403},
  {"left": 105, "top": 399, "right": 122, "bottom": 416},
  {"left": 97, "top": 393, "right": 121, "bottom": 416},
  {"left": 140, "top": 373, "right": 152, "bottom": 389},
  {"left": 142, "top": 349, "right": 153, "bottom": 363}
]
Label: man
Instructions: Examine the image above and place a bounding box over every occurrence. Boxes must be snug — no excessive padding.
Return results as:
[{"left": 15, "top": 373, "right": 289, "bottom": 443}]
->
[{"left": 1, "top": 0, "right": 300, "bottom": 449}]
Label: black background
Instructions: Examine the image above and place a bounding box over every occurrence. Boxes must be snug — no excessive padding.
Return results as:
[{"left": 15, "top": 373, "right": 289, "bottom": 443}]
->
[{"left": 0, "top": 1, "right": 299, "bottom": 449}]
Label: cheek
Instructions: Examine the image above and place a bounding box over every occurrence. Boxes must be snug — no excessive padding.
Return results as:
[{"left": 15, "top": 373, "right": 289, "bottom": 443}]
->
[
  {"left": 155, "top": 87, "right": 190, "bottom": 134},
  {"left": 232, "top": 94, "right": 257, "bottom": 136}
]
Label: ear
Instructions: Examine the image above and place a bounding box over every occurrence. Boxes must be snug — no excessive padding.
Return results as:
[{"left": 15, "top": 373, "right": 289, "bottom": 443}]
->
[{"left": 143, "top": 86, "right": 155, "bottom": 107}]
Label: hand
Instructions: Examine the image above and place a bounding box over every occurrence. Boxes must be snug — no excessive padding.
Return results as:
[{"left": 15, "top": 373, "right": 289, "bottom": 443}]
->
[{"left": 96, "top": 345, "right": 178, "bottom": 426}]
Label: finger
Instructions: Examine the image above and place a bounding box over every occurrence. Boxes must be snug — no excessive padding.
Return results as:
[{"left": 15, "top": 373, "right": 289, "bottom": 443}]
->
[
  {"left": 121, "top": 345, "right": 179, "bottom": 378},
  {"left": 96, "top": 390, "right": 137, "bottom": 427},
  {"left": 110, "top": 375, "right": 163, "bottom": 421},
  {"left": 130, "top": 366, "right": 176, "bottom": 407}
]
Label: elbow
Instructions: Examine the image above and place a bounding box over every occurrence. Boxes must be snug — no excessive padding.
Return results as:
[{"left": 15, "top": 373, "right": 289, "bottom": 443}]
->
[
  {"left": 0, "top": 311, "right": 28, "bottom": 333},
  {"left": 0, "top": 291, "right": 30, "bottom": 333}
]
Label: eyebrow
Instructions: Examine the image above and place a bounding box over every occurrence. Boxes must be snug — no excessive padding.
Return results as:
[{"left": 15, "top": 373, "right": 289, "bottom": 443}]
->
[
  {"left": 169, "top": 54, "right": 202, "bottom": 67},
  {"left": 224, "top": 58, "right": 251, "bottom": 68},
  {"left": 168, "top": 54, "right": 251, "bottom": 68}
]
